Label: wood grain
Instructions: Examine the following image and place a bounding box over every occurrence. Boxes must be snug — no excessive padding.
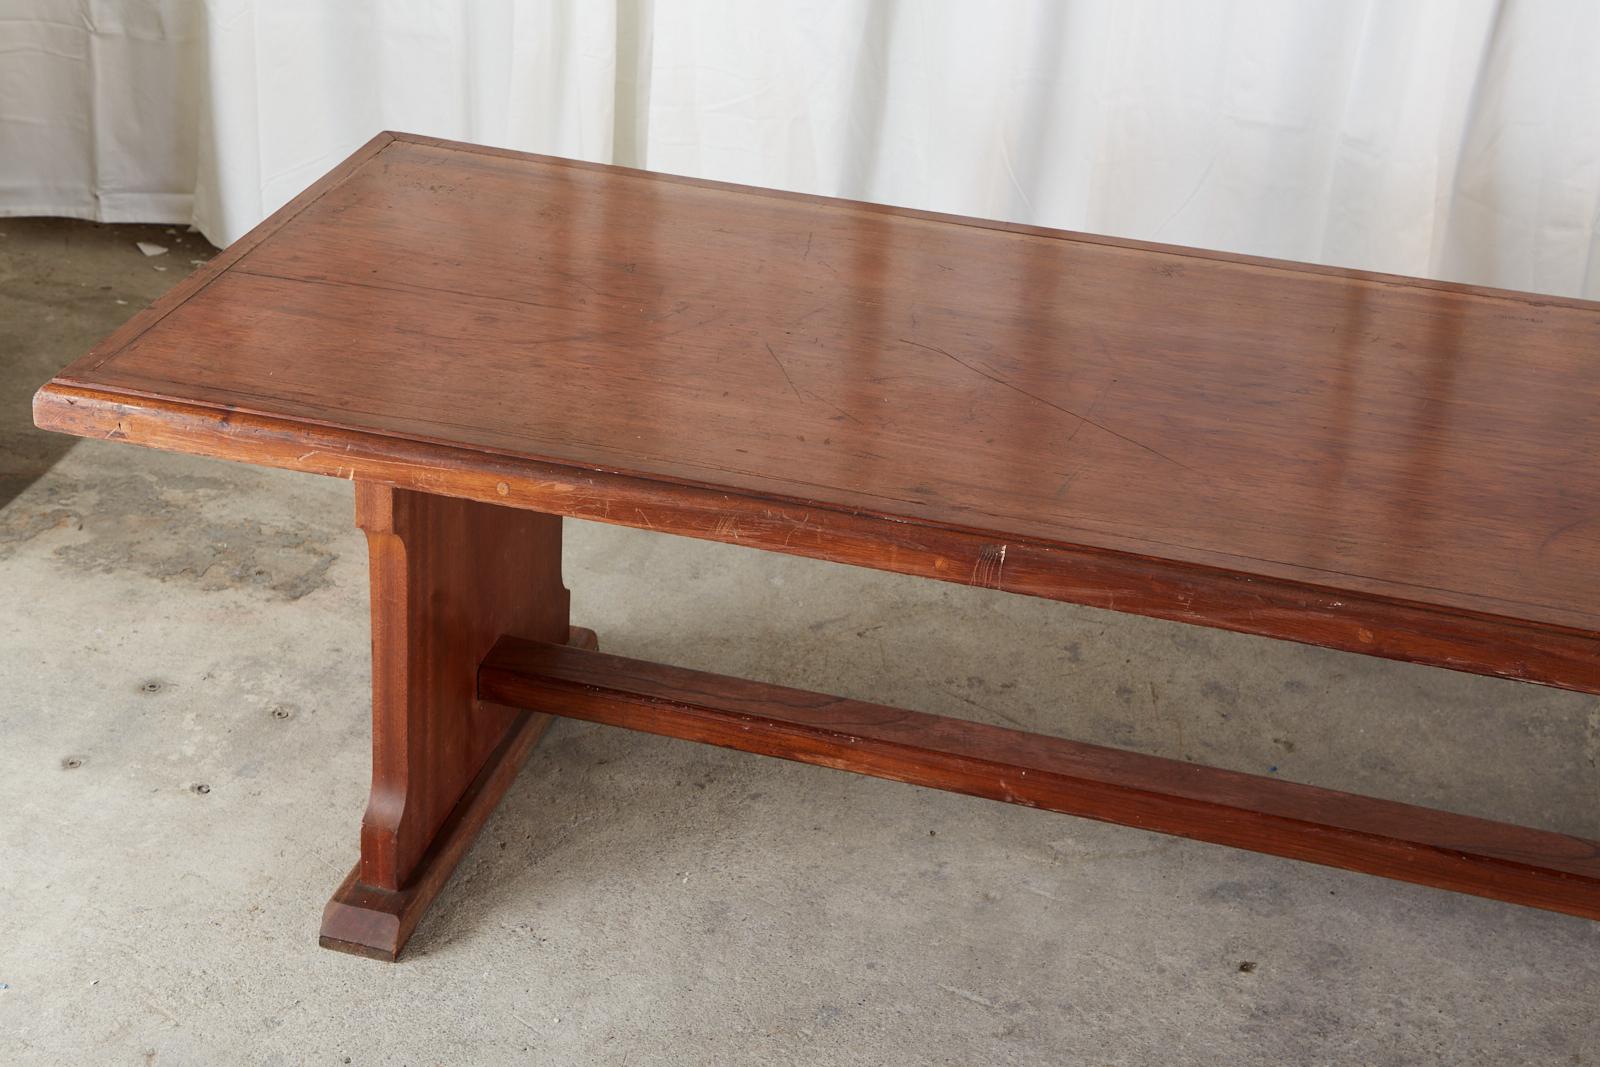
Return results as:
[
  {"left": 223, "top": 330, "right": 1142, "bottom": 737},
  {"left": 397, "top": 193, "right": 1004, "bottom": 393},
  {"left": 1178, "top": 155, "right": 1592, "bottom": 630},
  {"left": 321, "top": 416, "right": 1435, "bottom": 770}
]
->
[
  {"left": 28, "top": 133, "right": 1600, "bottom": 946},
  {"left": 481, "top": 636, "right": 1600, "bottom": 922},
  {"left": 317, "top": 481, "right": 584, "bottom": 961},
  {"left": 33, "top": 132, "right": 1600, "bottom": 694},
  {"left": 323, "top": 627, "right": 599, "bottom": 961},
  {"left": 32, "top": 385, "right": 1600, "bottom": 694},
  {"left": 355, "top": 483, "right": 570, "bottom": 890}
]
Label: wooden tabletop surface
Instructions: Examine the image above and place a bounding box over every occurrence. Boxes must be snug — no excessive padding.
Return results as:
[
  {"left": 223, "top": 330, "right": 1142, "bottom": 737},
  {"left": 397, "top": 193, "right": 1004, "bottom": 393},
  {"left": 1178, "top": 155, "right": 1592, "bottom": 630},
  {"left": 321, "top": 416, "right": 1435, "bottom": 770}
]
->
[{"left": 38, "top": 132, "right": 1600, "bottom": 638}]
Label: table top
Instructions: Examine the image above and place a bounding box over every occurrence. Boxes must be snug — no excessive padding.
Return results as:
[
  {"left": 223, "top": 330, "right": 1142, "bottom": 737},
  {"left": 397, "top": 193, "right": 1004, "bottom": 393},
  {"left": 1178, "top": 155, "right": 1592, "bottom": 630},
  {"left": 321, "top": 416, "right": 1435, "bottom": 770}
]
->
[{"left": 36, "top": 132, "right": 1600, "bottom": 654}]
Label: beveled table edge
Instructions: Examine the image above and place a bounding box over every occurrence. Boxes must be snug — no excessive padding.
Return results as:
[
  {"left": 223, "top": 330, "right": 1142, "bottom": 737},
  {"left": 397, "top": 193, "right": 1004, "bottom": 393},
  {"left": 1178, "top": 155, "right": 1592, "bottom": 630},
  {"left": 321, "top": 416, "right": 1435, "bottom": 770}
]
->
[{"left": 33, "top": 379, "right": 1600, "bottom": 696}]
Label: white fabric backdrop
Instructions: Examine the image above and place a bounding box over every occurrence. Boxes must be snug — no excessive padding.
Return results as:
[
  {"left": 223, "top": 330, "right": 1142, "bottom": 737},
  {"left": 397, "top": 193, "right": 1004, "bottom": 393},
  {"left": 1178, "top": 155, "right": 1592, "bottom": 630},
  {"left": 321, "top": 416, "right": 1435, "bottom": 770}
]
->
[{"left": 4, "top": 0, "right": 1599, "bottom": 297}]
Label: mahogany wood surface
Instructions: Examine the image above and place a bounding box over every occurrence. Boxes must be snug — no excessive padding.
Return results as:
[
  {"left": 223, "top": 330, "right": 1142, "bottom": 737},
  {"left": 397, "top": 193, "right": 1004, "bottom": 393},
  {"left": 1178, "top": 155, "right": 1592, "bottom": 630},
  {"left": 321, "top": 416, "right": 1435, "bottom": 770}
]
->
[
  {"left": 481, "top": 637, "right": 1600, "bottom": 921},
  {"left": 323, "top": 626, "right": 600, "bottom": 961},
  {"left": 316, "top": 483, "right": 582, "bottom": 960},
  {"left": 28, "top": 133, "right": 1600, "bottom": 953},
  {"left": 35, "top": 384, "right": 1600, "bottom": 695},
  {"left": 354, "top": 482, "right": 573, "bottom": 889},
  {"left": 32, "top": 131, "right": 1600, "bottom": 694}
]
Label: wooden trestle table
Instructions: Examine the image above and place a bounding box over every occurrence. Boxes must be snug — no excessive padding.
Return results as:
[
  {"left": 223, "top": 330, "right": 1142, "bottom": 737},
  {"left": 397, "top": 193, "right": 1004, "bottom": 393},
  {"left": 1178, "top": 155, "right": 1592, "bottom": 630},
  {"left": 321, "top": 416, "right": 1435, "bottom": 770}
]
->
[{"left": 33, "top": 132, "right": 1600, "bottom": 961}]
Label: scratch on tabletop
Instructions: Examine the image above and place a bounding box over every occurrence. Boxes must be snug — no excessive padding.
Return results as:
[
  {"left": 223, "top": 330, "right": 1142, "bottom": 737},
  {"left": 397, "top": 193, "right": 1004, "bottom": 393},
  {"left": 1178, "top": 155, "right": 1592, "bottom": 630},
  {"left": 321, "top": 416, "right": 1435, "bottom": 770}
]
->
[
  {"left": 899, "top": 337, "right": 1206, "bottom": 479},
  {"left": 764, "top": 341, "right": 804, "bottom": 400},
  {"left": 805, "top": 389, "right": 862, "bottom": 426}
]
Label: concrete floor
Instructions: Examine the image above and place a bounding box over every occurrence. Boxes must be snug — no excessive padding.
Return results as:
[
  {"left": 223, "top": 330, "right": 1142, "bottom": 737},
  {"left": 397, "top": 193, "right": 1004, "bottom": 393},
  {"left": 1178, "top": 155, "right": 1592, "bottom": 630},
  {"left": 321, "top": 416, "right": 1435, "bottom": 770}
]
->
[{"left": 2, "top": 219, "right": 1598, "bottom": 1065}]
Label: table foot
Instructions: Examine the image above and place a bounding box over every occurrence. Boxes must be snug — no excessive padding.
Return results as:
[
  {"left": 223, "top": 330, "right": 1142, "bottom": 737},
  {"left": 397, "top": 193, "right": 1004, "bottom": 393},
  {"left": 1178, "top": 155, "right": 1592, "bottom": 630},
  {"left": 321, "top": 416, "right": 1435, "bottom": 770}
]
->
[{"left": 319, "top": 702, "right": 554, "bottom": 960}]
